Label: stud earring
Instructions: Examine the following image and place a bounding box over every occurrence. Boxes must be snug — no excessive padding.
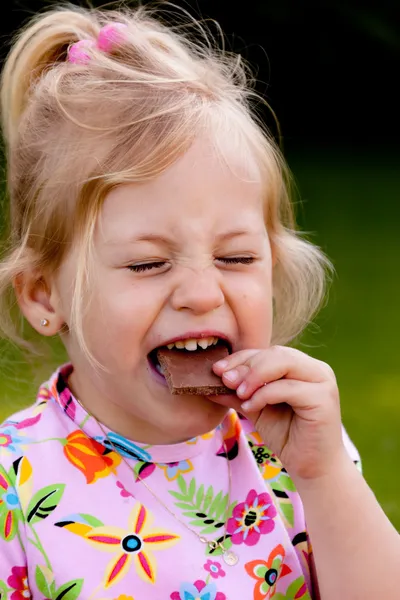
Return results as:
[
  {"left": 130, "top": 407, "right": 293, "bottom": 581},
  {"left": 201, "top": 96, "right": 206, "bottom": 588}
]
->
[{"left": 40, "top": 318, "right": 50, "bottom": 327}]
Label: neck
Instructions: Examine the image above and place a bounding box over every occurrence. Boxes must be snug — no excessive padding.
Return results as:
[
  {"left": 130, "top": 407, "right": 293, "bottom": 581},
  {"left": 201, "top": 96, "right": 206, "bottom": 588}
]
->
[{"left": 67, "top": 370, "right": 223, "bottom": 445}]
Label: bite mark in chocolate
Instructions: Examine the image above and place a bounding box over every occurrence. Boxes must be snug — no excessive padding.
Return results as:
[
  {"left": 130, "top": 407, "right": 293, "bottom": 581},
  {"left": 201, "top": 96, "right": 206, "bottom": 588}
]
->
[{"left": 157, "top": 345, "right": 233, "bottom": 395}]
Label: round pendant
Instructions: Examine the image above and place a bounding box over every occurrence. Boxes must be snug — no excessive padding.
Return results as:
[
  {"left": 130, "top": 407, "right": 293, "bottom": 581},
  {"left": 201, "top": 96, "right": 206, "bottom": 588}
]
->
[{"left": 223, "top": 550, "right": 239, "bottom": 566}]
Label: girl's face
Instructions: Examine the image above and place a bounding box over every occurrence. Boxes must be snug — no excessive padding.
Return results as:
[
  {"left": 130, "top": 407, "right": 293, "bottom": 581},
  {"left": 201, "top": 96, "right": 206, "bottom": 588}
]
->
[{"left": 56, "top": 137, "right": 274, "bottom": 443}]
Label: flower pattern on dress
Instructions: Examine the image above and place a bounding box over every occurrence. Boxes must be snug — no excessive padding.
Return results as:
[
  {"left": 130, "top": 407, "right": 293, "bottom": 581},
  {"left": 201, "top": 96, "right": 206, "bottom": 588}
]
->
[
  {"left": 101, "top": 433, "right": 152, "bottom": 463},
  {"left": 52, "top": 376, "right": 77, "bottom": 421},
  {"left": 0, "top": 428, "right": 28, "bottom": 454},
  {"left": 170, "top": 579, "right": 226, "bottom": 600},
  {"left": 247, "top": 438, "right": 297, "bottom": 529},
  {"left": 0, "top": 365, "right": 343, "bottom": 598},
  {"left": 0, "top": 432, "right": 13, "bottom": 450},
  {"left": 63, "top": 430, "right": 122, "bottom": 484},
  {"left": 245, "top": 544, "right": 292, "bottom": 599},
  {"left": 93, "top": 594, "right": 135, "bottom": 600},
  {"left": 204, "top": 559, "right": 226, "bottom": 579},
  {"left": 7, "top": 566, "right": 31, "bottom": 600},
  {"left": 273, "top": 576, "right": 311, "bottom": 600},
  {"left": 133, "top": 461, "right": 156, "bottom": 482},
  {"left": 56, "top": 503, "right": 179, "bottom": 587},
  {"left": 216, "top": 411, "right": 241, "bottom": 461},
  {"left": 227, "top": 489, "right": 277, "bottom": 546},
  {"left": 4, "top": 394, "right": 48, "bottom": 435},
  {"left": 116, "top": 481, "right": 134, "bottom": 499},
  {"left": 159, "top": 460, "right": 193, "bottom": 481},
  {"left": 0, "top": 471, "right": 21, "bottom": 541},
  {"left": 186, "top": 430, "right": 215, "bottom": 445}
]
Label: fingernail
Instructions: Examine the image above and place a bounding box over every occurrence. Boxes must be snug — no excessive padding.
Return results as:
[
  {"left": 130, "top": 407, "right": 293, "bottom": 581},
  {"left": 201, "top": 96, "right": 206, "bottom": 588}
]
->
[
  {"left": 241, "top": 400, "right": 252, "bottom": 411},
  {"left": 237, "top": 382, "right": 247, "bottom": 396},
  {"left": 223, "top": 369, "right": 239, "bottom": 383},
  {"left": 214, "top": 360, "right": 228, "bottom": 369}
]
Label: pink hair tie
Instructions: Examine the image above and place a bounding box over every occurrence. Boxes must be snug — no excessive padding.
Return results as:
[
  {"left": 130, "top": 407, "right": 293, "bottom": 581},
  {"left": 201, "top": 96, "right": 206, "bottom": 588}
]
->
[
  {"left": 67, "top": 23, "right": 127, "bottom": 65},
  {"left": 67, "top": 39, "right": 96, "bottom": 65},
  {"left": 97, "top": 22, "right": 127, "bottom": 52}
]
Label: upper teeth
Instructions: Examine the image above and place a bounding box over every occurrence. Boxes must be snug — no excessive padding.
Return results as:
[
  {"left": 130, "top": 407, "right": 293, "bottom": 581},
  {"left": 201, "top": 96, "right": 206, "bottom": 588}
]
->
[{"left": 166, "top": 337, "right": 219, "bottom": 351}]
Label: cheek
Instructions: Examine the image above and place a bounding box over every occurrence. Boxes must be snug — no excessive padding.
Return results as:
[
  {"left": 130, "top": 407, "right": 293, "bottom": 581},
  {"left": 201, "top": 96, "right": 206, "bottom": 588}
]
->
[
  {"left": 107, "top": 280, "right": 162, "bottom": 318},
  {"left": 231, "top": 273, "right": 273, "bottom": 348},
  {"left": 84, "top": 280, "right": 159, "bottom": 345}
]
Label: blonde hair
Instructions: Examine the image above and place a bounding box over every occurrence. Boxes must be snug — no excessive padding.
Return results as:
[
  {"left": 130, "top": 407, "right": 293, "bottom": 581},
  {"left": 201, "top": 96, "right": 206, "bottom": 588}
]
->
[{"left": 0, "top": 2, "right": 331, "bottom": 369}]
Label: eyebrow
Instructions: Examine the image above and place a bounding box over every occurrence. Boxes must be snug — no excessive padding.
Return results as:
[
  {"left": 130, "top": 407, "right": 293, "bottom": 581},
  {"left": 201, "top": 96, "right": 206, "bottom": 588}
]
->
[
  {"left": 105, "top": 229, "right": 254, "bottom": 246},
  {"left": 104, "top": 233, "right": 174, "bottom": 247}
]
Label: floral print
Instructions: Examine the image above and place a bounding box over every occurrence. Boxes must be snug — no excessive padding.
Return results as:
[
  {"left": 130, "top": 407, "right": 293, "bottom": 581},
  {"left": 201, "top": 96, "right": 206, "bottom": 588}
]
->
[
  {"left": 0, "top": 432, "right": 14, "bottom": 450},
  {"left": 116, "top": 481, "right": 134, "bottom": 499},
  {"left": 248, "top": 439, "right": 297, "bottom": 528},
  {"left": 245, "top": 544, "right": 292, "bottom": 599},
  {"left": 0, "top": 363, "right": 361, "bottom": 598},
  {"left": 170, "top": 579, "right": 226, "bottom": 600},
  {"left": 273, "top": 576, "right": 311, "bottom": 600},
  {"left": 0, "top": 470, "right": 21, "bottom": 541},
  {"left": 159, "top": 460, "right": 193, "bottom": 481},
  {"left": 63, "top": 430, "right": 122, "bottom": 484},
  {"left": 7, "top": 566, "right": 31, "bottom": 600},
  {"left": 227, "top": 489, "right": 277, "bottom": 546},
  {"left": 0, "top": 428, "right": 28, "bottom": 455},
  {"left": 101, "top": 432, "right": 152, "bottom": 462},
  {"left": 216, "top": 411, "right": 241, "bottom": 461},
  {"left": 56, "top": 503, "right": 179, "bottom": 587},
  {"left": 53, "top": 376, "right": 77, "bottom": 421},
  {"left": 204, "top": 559, "right": 226, "bottom": 579}
]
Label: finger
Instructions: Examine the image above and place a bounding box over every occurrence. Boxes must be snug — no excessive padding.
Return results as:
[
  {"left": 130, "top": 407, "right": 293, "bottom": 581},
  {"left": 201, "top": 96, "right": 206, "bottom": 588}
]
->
[
  {"left": 212, "top": 349, "right": 260, "bottom": 375},
  {"left": 221, "top": 364, "right": 250, "bottom": 389},
  {"left": 241, "top": 379, "right": 335, "bottom": 416},
  {"left": 235, "top": 346, "right": 335, "bottom": 400}
]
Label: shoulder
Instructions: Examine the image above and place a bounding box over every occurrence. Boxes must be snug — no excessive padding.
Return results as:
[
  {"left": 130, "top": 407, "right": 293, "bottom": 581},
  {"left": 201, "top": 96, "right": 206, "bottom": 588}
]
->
[{"left": 0, "top": 378, "right": 56, "bottom": 470}]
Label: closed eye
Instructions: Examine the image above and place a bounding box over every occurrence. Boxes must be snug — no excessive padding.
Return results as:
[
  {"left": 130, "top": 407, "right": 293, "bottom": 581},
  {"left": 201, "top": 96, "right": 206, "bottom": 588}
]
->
[
  {"left": 128, "top": 256, "right": 255, "bottom": 272},
  {"left": 216, "top": 257, "right": 255, "bottom": 265},
  {"left": 128, "top": 261, "right": 167, "bottom": 273}
]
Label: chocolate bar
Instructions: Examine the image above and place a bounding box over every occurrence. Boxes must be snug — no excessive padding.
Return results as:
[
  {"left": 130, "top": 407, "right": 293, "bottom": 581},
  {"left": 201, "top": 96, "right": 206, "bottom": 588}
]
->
[{"left": 157, "top": 345, "right": 233, "bottom": 395}]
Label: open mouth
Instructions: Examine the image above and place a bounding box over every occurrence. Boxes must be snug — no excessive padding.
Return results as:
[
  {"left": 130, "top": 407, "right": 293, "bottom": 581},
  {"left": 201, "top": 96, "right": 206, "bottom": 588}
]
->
[{"left": 148, "top": 336, "right": 232, "bottom": 378}]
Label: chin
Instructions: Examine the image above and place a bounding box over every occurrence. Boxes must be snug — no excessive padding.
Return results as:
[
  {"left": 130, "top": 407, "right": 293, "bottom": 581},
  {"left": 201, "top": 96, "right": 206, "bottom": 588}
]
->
[{"left": 168, "top": 396, "right": 229, "bottom": 440}]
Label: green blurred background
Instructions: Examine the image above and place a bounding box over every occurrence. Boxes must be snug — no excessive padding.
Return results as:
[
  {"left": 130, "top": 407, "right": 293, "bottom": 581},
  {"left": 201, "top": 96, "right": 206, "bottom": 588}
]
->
[{"left": 1, "top": 1, "right": 400, "bottom": 528}]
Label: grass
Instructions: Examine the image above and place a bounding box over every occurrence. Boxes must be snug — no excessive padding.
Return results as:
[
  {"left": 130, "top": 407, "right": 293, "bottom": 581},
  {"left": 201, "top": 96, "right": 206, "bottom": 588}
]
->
[
  {"left": 1, "top": 145, "right": 399, "bottom": 528},
  {"left": 289, "top": 145, "right": 400, "bottom": 528}
]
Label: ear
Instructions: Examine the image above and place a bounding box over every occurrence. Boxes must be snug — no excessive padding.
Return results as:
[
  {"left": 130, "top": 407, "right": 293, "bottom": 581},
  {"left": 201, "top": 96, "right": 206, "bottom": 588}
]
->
[{"left": 13, "top": 270, "right": 65, "bottom": 336}]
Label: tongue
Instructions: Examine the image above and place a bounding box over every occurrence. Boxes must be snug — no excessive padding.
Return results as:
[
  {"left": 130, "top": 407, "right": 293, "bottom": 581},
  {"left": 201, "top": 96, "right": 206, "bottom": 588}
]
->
[{"left": 156, "top": 345, "right": 233, "bottom": 396}]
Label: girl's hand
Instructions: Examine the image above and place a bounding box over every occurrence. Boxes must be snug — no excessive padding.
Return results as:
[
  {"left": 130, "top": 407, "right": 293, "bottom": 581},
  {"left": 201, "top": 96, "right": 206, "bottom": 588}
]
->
[{"left": 213, "top": 346, "right": 348, "bottom": 483}]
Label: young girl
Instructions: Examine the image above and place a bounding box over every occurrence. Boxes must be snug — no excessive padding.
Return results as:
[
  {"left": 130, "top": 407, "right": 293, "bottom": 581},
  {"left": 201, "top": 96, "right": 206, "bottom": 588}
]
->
[{"left": 0, "top": 5, "right": 398, "bottom": 600}]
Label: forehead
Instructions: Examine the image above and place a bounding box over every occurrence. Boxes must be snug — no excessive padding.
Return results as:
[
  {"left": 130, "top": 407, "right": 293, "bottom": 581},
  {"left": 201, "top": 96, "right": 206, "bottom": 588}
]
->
[{"left": 98, "top": 137, "right": 266, "bottom": 244}]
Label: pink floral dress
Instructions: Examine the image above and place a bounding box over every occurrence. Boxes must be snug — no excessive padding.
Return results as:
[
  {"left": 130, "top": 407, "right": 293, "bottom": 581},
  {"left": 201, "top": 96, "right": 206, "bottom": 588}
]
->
[{"left": 0, "top": 363, "right": 360, "bottom": 599}]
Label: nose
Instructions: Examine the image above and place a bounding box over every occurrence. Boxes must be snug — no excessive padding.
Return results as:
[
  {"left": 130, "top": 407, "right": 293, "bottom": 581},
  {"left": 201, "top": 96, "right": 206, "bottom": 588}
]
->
[{"left": 171, "top": 267, "right": 225, "bottom": 315}]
